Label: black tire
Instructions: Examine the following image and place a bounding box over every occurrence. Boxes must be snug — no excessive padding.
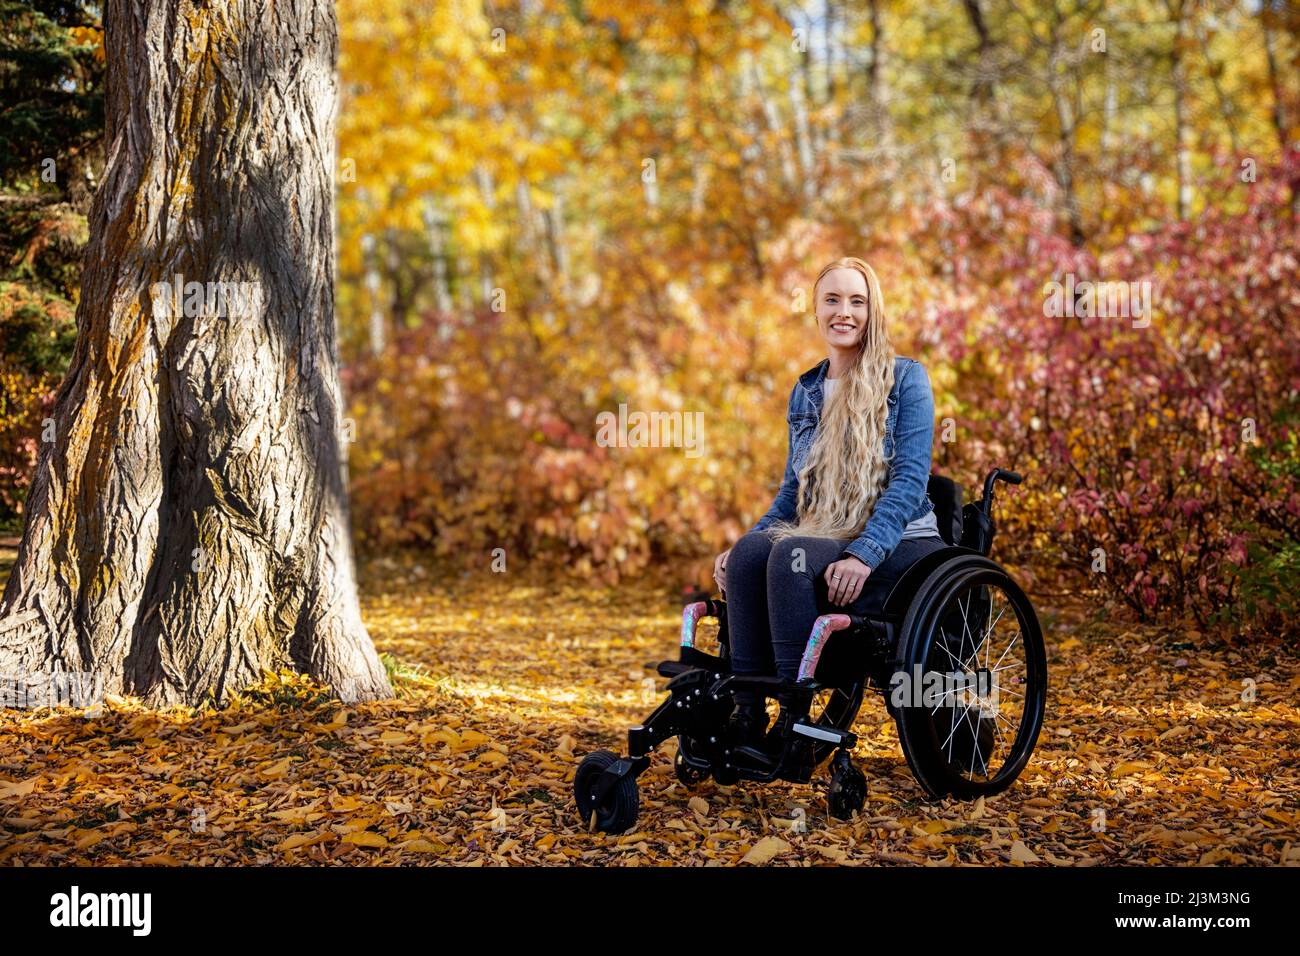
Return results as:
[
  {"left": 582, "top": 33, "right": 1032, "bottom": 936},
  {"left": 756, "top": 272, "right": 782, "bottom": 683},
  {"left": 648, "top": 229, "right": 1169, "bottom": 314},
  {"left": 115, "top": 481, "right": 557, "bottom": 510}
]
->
[
  {"left": 574, "top": 750, "right": 640, "bottom": 833},
  {"left": 827, "top": 753, "right": 867, "bottom": 820},
  {"left": 892, "top": 556, "right": 1047, "bottom": 800}
]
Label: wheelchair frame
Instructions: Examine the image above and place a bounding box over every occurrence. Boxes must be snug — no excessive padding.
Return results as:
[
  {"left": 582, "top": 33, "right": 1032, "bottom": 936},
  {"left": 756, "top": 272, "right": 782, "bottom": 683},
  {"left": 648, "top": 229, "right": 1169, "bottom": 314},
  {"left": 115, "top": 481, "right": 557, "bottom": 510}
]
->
[{"left": 574, "top": 468, "right": 1047, "bottom": 833}]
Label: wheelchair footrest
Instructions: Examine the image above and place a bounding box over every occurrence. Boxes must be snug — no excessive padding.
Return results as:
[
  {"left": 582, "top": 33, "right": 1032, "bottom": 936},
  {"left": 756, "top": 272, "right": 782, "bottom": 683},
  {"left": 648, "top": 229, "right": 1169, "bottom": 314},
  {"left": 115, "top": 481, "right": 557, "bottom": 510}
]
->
[{"left": 791, "top": 720, "right": 856, "bottom": 749}]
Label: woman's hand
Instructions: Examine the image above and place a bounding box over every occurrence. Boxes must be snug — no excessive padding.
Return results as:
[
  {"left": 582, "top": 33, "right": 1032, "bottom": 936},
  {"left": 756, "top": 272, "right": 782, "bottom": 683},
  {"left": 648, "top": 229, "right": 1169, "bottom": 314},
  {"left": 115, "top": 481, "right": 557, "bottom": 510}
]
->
[
  {"left": 824, "top": 556, "right": 871, "bottom": 605},
  {"left": 713, "top": 548, "right": 732, "bottom": 593}
]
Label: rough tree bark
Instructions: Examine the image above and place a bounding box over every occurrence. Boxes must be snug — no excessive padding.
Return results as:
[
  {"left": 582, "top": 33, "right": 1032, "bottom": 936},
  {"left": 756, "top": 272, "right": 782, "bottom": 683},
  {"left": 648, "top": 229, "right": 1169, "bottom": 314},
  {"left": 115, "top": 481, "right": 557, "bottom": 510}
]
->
[{"left": 0, "top": 0, "right": 393, "bottom": 707}]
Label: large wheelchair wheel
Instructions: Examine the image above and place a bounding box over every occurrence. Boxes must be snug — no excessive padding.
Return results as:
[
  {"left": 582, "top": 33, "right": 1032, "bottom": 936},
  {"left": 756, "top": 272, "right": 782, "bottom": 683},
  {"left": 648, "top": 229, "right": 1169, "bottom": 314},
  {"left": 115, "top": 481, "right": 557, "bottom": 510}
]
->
[{"left": 890, "top": 555, "right": 1046, "bottom": 800}]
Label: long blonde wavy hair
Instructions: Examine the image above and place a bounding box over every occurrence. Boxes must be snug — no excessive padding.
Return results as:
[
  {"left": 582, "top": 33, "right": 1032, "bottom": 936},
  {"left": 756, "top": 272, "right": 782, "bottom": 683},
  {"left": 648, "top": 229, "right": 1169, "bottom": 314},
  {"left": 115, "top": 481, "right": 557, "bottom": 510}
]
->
[{"left": 767, "top": 257, "right": 897, "bottom": 544}]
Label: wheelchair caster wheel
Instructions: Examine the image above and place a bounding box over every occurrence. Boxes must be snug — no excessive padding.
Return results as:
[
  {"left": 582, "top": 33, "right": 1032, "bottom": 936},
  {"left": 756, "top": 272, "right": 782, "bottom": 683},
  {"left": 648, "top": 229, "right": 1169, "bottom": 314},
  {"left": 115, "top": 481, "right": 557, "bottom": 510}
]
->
[
  {"left": 674, "top": 743, "right": 710, "bottom": 788},
  {"left": 574, "top": 750, "right": 640, "bottom": 834},
  {"left": 827, "top": 751, "right": 866, "bottom": 821}
]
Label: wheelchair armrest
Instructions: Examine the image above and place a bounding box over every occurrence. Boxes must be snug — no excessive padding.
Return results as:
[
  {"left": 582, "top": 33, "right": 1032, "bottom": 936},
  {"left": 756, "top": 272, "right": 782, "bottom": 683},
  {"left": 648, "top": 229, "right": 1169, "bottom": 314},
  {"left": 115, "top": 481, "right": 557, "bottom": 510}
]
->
[
  {"left": 796, "top": 613, "right": 854, "bottom": 682},
  {"left": 796, "top": 611, "right": 898, "bottom": 684},
  {"left": 679, "top": 597, "right": 727, "bottom": 649}
]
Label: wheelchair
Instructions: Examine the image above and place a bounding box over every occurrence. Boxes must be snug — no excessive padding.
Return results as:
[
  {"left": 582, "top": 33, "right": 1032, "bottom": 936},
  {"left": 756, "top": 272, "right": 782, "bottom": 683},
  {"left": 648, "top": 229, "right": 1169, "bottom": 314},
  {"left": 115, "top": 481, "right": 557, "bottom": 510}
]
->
[{"left": 574, "top": 468, "right": 1047, "bottom": 834}]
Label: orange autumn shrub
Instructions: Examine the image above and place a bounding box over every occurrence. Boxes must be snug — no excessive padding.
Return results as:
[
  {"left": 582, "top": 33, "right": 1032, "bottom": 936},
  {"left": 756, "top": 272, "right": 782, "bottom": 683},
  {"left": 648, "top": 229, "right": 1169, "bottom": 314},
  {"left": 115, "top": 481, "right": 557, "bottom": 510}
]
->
[{"left": 0, "top": 284, "right": 76, "bottom": 522}]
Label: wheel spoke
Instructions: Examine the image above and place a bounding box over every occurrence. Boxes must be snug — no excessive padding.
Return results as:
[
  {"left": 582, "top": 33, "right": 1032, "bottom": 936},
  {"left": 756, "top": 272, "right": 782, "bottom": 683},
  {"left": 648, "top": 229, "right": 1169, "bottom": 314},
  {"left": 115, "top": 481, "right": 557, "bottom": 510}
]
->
[
  {"left": 934, "top": 631, "right": 967, "bottom": 671},
  {"left": 989, "top": 629, "right": 1021, "bottom": 672},
  {"left": 960, "top": 599, "right": 1004, "bottom": 673},
  {"left": 928, "top": 684, "right": 962, "bottom": 713}
]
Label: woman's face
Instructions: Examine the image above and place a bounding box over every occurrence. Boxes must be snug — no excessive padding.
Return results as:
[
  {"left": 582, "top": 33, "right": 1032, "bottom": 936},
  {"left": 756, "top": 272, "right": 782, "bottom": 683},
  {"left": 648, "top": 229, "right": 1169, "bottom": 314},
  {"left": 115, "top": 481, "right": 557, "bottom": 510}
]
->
[{"left": 815, "top": 267, "right": 870, "bottom": 355}]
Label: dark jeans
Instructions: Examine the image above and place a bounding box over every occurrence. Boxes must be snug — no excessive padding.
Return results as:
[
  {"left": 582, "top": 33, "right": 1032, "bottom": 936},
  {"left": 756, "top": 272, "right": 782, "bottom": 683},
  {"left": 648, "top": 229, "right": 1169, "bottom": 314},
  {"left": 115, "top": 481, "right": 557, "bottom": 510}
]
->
[{"left": 724, "top": 530, "right": 948, "bottom": 688}]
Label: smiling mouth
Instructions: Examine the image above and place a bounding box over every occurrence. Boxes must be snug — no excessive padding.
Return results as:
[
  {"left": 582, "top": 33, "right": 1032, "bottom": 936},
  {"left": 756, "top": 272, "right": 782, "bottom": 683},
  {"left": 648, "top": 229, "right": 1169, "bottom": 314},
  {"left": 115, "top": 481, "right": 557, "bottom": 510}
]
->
[{"left": 830, "top": 323, "right": 856, "bottom": 332}]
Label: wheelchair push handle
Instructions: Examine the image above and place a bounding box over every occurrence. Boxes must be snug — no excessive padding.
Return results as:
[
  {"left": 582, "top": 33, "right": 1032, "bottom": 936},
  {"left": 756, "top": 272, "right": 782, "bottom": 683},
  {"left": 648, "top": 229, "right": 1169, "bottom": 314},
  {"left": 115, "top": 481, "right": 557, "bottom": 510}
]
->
[
  {"left": 981, "top": 467, "right": 1022, "bottom": 501},
  {"left": 979, "top": 467, "right": 1023, "bottom": 516},
  {"left": 963, "top": 468, "right": 1024, "bottom": 557}
]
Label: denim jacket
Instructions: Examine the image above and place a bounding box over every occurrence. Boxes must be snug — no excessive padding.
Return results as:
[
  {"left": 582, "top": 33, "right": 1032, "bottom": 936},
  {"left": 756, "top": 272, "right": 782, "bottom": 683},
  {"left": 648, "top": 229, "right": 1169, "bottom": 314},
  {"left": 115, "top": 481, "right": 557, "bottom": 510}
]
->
[{"left": 748, "top": 355, "right": 936, "bottom": 571}]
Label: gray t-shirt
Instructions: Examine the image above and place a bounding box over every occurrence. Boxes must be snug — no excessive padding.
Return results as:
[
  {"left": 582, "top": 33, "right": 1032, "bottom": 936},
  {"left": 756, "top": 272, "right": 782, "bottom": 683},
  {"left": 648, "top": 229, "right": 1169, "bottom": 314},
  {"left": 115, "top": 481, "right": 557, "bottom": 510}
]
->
[{"left": 823, "top": 376, "right": 942, "bottom": 541}]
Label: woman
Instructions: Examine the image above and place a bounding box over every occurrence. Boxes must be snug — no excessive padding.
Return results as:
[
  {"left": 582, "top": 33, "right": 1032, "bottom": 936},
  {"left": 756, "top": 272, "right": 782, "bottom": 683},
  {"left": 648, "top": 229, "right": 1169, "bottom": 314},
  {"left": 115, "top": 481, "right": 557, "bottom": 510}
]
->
[{"left": 713, "top": 256, "right": 946, "bottom": 761}]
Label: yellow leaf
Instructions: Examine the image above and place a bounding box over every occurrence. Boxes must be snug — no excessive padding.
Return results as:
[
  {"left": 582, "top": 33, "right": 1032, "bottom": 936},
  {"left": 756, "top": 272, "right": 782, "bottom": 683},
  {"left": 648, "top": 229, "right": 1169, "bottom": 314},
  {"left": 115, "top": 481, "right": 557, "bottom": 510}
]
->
[
  {"left": 1009, "top": 841, "right": 1040, "bottom": 863},
  {"left": 269, "top": 801, "right": 321, "bottom": 823},
  {"left": 277, "top": 831, "right": 331, "bottom": 851},
  {"left": 343, "top": 831, "right": 389, "bottom": 848},
  {"left": 260, "top": 757, "right": 294, "bottom": 779},
  {"left": 74, "top": 830, "right": 107, "bottom": 850},
  {"left": 401, "top": 838, "right": 451, "bottom": 853},
  {"left": 425, "top": 729, "right": 461, "bottom": 748},
  {"left": 741, "top": 836, "right": 791, "bottom": 865},
  {"left": 1114, "top": 761, "right": 1150, "bottom": 776},
  {"left": 811, "top": 844, "right": 848, "bottom": 861},
  {"left": 0, "top": 776, "right": 39, "bottom": 799}
]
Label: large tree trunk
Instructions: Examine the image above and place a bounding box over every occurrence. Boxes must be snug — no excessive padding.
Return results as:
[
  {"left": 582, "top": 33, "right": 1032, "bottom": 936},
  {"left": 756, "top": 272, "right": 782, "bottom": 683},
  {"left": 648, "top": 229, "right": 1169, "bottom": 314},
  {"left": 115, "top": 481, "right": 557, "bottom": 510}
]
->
[{"left": 0, "top": 0, "right": 392, "bottom": 707}]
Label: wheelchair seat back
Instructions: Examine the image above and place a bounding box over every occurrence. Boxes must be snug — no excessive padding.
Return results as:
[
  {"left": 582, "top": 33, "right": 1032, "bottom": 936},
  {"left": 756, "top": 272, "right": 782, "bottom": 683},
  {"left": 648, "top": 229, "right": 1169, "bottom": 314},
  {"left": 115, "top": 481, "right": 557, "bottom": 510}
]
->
[{"left": 927, "top": 473, "right": 964, "bottom": 546}]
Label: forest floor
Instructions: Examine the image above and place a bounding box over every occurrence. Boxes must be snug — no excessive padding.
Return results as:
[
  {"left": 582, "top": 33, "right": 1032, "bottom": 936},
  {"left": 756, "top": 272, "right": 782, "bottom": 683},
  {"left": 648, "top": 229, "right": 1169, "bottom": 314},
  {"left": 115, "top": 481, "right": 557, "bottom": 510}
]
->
[{"left": 1, "top": 542, "right": 1297, "bottom": 866}]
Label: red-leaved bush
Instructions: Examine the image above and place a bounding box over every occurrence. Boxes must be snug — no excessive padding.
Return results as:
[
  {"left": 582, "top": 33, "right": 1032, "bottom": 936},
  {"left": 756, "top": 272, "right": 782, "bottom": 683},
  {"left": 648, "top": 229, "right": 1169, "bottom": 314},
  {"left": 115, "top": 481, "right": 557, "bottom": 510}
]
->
[{"left": 915, "top": 152, "right": 1299, "bottom": 633}]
